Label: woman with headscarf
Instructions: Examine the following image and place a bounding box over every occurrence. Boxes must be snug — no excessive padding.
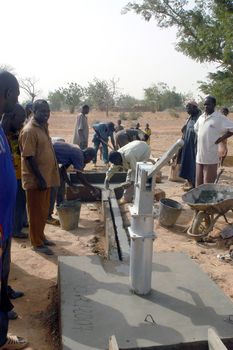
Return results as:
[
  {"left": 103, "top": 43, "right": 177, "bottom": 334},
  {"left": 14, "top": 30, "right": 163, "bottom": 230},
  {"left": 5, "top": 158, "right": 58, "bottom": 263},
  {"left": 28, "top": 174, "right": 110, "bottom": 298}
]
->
[{"left": 179, "top": 100, "right": 201, "bottom": 190}]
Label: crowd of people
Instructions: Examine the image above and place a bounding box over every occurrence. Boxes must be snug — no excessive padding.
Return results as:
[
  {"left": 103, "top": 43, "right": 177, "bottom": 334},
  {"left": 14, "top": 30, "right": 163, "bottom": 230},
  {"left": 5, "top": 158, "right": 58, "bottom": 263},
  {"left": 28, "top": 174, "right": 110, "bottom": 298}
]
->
[{"left": 0, "top": 68, "right": 233, "bottom": 349}]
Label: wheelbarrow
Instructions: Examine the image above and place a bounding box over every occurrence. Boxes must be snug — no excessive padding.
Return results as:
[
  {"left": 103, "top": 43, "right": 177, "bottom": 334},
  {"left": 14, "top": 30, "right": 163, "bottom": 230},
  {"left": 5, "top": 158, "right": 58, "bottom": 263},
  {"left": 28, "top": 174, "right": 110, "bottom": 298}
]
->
[{"left": 182, "top": 184, "right": 233, "bottom": 241}]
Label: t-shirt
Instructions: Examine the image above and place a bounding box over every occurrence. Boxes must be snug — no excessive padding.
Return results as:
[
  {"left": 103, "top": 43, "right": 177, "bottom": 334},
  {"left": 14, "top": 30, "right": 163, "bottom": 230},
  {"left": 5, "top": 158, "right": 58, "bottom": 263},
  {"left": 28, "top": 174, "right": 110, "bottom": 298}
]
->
[
  {"left": 106, "top": 140, "right": 151, "bottom": 182},
  {"left": 19, "top": 119, "right": 60, "bottom": 190},
  {"left": 0, "top": 126, "right": 17, "bottom": 243},
  {"left": 194, "top": 111, "right": 233, "bottom": 164},
  {"left": 53, "top": 142, "right": 84, "bottom": 170}
]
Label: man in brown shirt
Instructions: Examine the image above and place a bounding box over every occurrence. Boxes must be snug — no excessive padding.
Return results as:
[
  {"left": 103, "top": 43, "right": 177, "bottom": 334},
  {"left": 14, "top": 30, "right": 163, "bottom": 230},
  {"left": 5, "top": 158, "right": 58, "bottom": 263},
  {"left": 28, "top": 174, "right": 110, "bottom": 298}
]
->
[{"left": 19, "top": 100, "right": 60, "bottom": 255}]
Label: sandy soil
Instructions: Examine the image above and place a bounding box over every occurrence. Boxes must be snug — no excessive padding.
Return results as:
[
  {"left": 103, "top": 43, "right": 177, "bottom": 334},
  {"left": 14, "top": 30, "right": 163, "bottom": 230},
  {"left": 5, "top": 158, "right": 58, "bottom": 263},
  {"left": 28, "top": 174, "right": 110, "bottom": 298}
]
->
[{"left": 8, "top": 110, "right": 233, "bottom": 349}]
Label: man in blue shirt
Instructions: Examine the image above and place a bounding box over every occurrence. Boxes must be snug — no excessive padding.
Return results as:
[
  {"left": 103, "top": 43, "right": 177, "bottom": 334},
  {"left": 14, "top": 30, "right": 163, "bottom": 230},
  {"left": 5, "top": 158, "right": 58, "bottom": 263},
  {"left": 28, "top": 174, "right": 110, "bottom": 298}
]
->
[
  {"left": 48, "top": 142, "right": 99, "bottom": 223},
  {"left": 0, "top": 71, "right": 28, "bottom": 349},
  {"left": 92, "top": 122, "right": 116, "bottom": 166}
]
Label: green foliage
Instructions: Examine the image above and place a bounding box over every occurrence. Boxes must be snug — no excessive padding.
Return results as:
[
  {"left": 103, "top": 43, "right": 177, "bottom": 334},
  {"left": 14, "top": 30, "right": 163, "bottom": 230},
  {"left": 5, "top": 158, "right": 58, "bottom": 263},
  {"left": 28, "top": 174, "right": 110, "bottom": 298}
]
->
[
  {"left": 86, "top": 78, "right": 119, "bottom": 116},
  {"left": 119, "top": 112, "right": 128, "bottom": 120},
  {"left": 144, "top": 82, "right": 183, "bottom": 112},
  {"left": 116, "top": 94, "right": 138, "bottom": 111},
  {"left": 199, "top": 70, "right": 233, "bottom": 106},
  {"left": 123, "top": 0, "right": 233, "bottom": 104},
  {"left": 59, "top": 82, "right": 83, "bottom": 114},
  {"left": 167, "top": 109, "right": 180, "bottom": 118},
  {"left": 128, "top": 111, "right": 142, "bottom": 120},
  {"left": 48, "top": 90, "right": 65, "bottom": 111}
]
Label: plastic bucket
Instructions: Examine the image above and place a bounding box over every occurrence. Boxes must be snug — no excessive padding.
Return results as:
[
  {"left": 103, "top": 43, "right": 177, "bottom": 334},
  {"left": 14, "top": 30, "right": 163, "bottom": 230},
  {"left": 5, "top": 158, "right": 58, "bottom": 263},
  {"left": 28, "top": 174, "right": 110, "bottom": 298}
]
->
[
  {"left": 159, "top": 198, "right": 182, "bottom": 227},
  {"left": 56, "top": 200, "right": 81, "bottom": 230}
]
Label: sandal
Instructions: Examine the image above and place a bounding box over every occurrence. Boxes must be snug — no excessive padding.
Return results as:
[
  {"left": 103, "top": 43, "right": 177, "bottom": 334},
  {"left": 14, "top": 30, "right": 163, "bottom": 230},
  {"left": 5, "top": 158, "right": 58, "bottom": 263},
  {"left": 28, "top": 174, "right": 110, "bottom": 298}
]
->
[{"left": 0, "top": 335, "right": 28, "bottom": 349}]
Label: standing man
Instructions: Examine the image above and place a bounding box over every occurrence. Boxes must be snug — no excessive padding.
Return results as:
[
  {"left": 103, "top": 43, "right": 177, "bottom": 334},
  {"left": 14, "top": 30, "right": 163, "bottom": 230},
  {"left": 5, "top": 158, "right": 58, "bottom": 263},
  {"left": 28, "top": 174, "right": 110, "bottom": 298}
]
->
[
  {"left": 0, "top": 70, "right": 28, "bottom": 349},
  {"left": 73, "top": 105, "right": 89, "bottom": 149},
  {"left": 19, "top": 100, "right": 60, "bottom": 255},
  {"left": 194, "top": 96, "right": 233, "bottom": 186},
  {"left": 179, "top": 101, "right": 201, "bottom": 190},
  {"left": 92, "top": 122, "right": 116, "bottom": 166},
  {"left": 104, "top": 140, "right": 151, "bottom": 203},
  {"left": 1, "top": 104, "right": 28, "bottom": 239}
]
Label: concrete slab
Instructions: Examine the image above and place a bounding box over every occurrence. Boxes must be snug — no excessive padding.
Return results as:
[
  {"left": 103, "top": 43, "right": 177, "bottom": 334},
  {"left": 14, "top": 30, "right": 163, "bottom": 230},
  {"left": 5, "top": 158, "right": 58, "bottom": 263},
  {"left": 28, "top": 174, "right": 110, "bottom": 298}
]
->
[{"left": 59, "top": 253, "right": 233, "bottom": 350}]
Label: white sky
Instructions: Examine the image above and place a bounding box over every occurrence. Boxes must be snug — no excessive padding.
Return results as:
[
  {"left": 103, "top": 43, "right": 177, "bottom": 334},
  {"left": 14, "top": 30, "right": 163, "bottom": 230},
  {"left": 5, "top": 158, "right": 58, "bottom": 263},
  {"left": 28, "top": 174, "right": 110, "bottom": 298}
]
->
[{"left": 1, "top": 0, "right": 216, "bottom": 100}]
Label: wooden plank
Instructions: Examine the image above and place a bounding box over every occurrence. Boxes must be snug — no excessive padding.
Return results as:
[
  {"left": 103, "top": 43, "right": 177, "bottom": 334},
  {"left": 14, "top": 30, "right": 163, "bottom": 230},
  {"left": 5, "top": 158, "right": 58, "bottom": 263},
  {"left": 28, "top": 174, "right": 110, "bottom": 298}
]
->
[
  {"left": 109, "top": 335, "right": 119, "bottom": 350},
  {"left": 208, "top": 328, "right": 227, "bottom": 350}
]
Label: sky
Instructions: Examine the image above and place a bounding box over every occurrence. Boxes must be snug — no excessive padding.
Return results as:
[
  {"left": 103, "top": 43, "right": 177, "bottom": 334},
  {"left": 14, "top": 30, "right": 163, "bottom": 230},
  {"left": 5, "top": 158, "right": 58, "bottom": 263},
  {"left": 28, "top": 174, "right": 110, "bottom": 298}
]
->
[{"left": 1, "top": 0, "right": 216, "bottom": 101}]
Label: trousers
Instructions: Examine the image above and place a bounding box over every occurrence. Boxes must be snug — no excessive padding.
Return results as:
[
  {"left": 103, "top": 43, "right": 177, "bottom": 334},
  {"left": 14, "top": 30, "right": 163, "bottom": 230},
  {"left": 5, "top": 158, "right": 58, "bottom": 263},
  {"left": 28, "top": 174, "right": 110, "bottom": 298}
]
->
[
  {"left": 0, "top": 238, "right": 13, "bottom": 346},
  {"left": 26, "top": 188, "right": 51, "bottom": 247}
]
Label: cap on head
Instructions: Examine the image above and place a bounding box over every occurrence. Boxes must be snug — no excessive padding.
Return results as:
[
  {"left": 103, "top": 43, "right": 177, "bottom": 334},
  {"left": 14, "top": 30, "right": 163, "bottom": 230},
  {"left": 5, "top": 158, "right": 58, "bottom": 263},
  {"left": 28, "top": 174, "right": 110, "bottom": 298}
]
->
[
  {"left": 186, "top": 100, "right": 198, "bottom": 107},
  {"left": 32, "top": 99, "right": 49, "bottom": 113}
]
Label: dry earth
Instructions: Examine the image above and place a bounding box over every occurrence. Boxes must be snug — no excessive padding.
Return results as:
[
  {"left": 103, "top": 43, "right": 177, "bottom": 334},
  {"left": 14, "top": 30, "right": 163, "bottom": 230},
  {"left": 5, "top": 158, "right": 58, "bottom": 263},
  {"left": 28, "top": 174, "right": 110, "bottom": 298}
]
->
[{"left": 9, "top": 110, "right": 233, "bottom": 349}]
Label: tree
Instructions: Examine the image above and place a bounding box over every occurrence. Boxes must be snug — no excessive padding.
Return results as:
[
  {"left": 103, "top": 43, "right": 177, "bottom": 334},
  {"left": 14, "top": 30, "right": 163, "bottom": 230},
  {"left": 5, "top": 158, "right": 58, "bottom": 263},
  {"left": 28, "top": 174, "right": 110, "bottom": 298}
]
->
[
  {"left": 199, "top": 70, "right": 233, "bottom": 106},
  {"left": 123, "top": 0, "right": 233, "bottom": 103},
  {"left": 48, "top": 90, "right": 65, "bottom": 111},
  {"left": 59, "top": 82, "right": 83, "bottom": 113},
  {"left": 144, "top": 82, "right": 183, "bottom": 111},
  {"left": 20, "top": 77, "right": 41, "bottom": 102},
  {"left": 86, "top": 78, "right": 119, "bottom": 116},
  {"left": 116, "top": 94, "right": 139, "bottom": 111}
]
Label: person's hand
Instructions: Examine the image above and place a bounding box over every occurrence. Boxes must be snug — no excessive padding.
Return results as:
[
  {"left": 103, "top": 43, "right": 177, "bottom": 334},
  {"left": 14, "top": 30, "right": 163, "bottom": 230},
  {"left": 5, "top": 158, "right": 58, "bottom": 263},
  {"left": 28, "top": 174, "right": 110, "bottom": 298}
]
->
[
  {"left": 120, "top": 181, "right": 133, "bottom": 190},
  {"left": 38, "top": 177, "right": 47, "bottom": 191},
  {"left": 104, "top": 179, "right": 109, "bottom": 190},
  {"left": 90, "top": 187, "right": 100, "bottom": 197}
]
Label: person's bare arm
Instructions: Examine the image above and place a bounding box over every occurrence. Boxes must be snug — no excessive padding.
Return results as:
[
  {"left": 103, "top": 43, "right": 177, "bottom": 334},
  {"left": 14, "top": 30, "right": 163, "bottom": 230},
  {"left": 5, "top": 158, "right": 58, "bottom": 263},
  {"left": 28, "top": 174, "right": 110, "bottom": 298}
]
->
[
  {"left": 215, "top": 131, "right": 233, "bottom": 144},
  {"left": 26, "top": 156, "right": 47, "bottom": 191},
  {"left": 75, "top": 170, "right": 100, "bottom": 196}
]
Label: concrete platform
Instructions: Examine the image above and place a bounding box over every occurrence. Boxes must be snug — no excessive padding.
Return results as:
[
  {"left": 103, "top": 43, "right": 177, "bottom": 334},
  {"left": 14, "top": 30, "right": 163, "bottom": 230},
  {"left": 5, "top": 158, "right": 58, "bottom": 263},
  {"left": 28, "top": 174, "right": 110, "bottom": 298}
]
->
[{"left": 59, "top": 253, "right": 233, "bottom": 350}]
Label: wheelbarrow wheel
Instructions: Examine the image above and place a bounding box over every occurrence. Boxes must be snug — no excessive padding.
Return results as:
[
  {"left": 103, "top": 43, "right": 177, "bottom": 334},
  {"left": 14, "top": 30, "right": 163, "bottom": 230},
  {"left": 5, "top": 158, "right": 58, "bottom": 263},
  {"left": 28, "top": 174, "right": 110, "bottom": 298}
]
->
[{"left": 188, "top": 212, "right": 211, "bottom": 241}]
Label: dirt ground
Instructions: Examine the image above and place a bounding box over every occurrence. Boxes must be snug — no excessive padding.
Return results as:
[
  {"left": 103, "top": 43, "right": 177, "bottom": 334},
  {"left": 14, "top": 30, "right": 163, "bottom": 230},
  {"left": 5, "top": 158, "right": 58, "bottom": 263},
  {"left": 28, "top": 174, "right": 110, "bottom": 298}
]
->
[{"left": 9, "top": 110, "right": 233, "bottom": 350}]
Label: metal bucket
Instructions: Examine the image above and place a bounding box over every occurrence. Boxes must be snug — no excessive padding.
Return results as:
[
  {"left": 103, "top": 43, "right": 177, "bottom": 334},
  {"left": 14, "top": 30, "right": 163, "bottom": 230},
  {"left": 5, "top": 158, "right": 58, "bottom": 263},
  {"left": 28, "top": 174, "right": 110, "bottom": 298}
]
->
[
  {"left": 56, "top": 200, "right": 81, "bottom": 230},
  {"left": 159, "top": 198, "right": 182, "bottom": 227}
]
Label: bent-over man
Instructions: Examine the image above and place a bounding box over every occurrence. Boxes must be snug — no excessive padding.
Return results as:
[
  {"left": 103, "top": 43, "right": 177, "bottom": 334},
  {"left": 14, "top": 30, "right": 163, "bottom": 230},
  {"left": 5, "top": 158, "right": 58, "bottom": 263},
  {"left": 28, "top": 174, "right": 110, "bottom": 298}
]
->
[
  {"left": 115, "top": 128, "right": 148, "bottom": 148},
  {"left": 104, "top": 140, "right": 151, "bottom": 203}
]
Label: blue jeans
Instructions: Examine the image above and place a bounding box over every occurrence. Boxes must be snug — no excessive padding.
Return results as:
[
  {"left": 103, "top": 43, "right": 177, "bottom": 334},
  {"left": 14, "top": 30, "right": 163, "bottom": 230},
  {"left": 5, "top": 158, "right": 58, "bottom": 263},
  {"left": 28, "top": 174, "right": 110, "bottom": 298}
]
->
[
  {"left": 13, "top": 180, "right": 27, "bottom": 235},
  {"left": 0, "top": 238, "right": 13, "bottom": 346},
  {"left": 93, "top": 137, "right": 109, "bottom": 164},
  {"left": 49, "top": 176, "right": 65, "bottom": 217}
]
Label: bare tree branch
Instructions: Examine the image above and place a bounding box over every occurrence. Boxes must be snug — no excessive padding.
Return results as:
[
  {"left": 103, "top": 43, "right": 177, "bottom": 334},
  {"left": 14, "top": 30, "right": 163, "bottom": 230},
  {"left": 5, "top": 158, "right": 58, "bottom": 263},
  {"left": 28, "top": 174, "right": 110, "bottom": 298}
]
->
[{"left": 20, "top": 77, "right": 41, "bottom": 102}]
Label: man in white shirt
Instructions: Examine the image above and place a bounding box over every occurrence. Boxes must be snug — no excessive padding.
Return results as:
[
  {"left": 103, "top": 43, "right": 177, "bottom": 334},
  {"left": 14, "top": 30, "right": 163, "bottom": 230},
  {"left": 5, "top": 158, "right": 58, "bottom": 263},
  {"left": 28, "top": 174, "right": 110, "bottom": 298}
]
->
[
  {"left": 194, "top": 96, "right": 233, "bottom": 186},
  {"left": 73, "top": 105, "right": 89, "bottom": 149},
  {"left": 104, "top": 140, "right": 151, "bottom": 202}
]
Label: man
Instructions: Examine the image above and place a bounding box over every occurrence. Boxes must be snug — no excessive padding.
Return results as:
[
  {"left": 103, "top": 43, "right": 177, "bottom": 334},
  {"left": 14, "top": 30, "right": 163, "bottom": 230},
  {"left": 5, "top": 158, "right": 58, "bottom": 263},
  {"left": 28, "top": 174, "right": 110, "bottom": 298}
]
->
[
  {"left": 73, "top": 105, "right": 89, "bottom": 149},
  {"left": 48, "top": 142, "right": 99, "bottom": 218},
  {"left": 19, "top": 100, "right": 60, "bottom": 255},
  {"left": 194, "top": 96, "right": 233, "bottom": 186},
  {"left": 0, "top": 70, "right": 28, "bottom": 349},
  {"left": 115, "top": 128, "right": 148, "bottom": 148},
  {"left": 114, "top": 119, "right": 124, "bottom": 133},
  {"left": 104, "top": 140, "right": 151, "bottom": 203},
  {"left": 179, "top": 100, "right": 201, "bottom": 190},
  {"left": 92, "top": 122, "right": 116, "bottom": 166},
  {"left": 1, "top": 104, "right": 28, "bottom": 238}
]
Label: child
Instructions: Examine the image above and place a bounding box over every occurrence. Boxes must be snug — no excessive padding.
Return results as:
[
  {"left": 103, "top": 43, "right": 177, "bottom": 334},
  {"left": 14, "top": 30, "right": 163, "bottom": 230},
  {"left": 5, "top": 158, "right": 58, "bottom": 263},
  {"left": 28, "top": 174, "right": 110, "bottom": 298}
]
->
[{"left": 144, "top": 123, "right": 152, "bottom": 144}]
